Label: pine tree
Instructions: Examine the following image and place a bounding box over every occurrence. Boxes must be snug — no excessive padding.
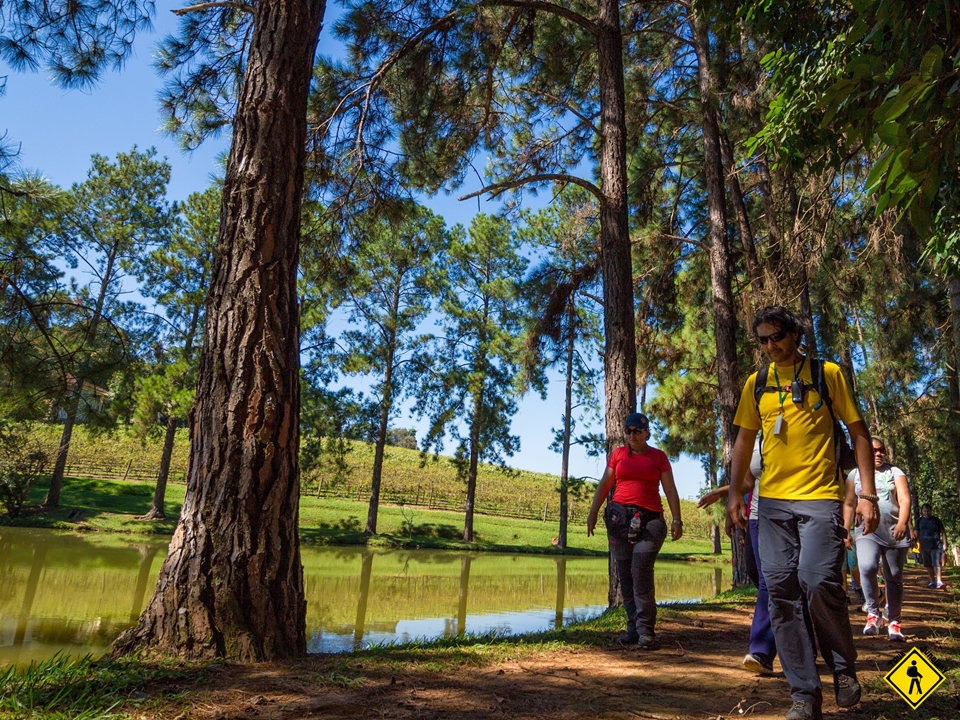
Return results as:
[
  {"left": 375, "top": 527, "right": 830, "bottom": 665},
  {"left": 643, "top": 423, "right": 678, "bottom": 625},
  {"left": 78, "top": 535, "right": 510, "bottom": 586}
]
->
[
  {"left": 332, "top": 204, "right": 451, "bottom": 534},
  {"left": 416, "top": 214, "right": 525, "bottom": 542},
  {"left": 130, "top": 185, "right": 219, "bottom": 519}
]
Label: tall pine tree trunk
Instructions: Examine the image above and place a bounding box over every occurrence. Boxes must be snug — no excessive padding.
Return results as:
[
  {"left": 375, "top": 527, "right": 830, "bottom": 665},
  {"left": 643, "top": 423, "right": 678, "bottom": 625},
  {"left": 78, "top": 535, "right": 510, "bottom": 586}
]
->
[
  {"left": 141, "top": 414, "right": 178, "bottom": 520},
  {"left": 464, "top": 403, "right": 482, "bottom": 542},
  {"left": 46, "top": 397, "right": 78, "bottom": 508},
  {"left": 112, "top": 0, "right": 325, "bottom": 661},
  {"left": 146, "top": 307, "right": 203, "bottom": 521},
  {"left": 367, "top": 327, "right": 398, "bottom": 535},
  {"left": 691, "top": 8, "right": 746, "bottom": 587},
  {"left": 558, "top": 306, "right": 576, "bottom": 551},
  {"left": 597, "top": 0, "right": 634, "bottom": 608},
  {"left": 948, "top": 277, "right": 960, "bottom": 502}
]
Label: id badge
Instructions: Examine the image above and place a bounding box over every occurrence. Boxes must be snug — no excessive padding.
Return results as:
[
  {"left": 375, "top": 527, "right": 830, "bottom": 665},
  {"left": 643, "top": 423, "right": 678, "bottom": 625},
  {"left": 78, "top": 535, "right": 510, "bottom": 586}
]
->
[{"left": 773, "top": 413, "right": 784, "bottom": 435}]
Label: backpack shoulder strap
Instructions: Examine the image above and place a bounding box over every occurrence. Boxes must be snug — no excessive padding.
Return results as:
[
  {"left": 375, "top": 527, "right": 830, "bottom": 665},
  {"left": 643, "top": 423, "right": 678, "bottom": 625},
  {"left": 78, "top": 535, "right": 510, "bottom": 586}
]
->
[
  {"left": 753, "top": 364, "right": 773, "bottom": 409},
  {"left": 810, "top": 358, "right": 831, "bottom": 411}
]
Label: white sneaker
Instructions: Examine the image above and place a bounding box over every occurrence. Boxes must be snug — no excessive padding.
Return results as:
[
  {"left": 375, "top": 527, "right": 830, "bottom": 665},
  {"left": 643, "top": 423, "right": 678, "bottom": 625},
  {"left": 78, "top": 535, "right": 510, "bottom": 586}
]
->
[
  {"left": 863, "top": 614, "right": 885, "bottom": 636},
  {"left": 887, "top": 621, "right": 904, "bottom": 642}
]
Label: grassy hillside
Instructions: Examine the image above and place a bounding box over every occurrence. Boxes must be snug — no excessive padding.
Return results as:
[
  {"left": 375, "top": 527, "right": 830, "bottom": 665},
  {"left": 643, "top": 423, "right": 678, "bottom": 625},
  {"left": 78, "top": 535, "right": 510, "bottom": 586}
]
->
[{"left": 20, "top": 423, "right": 722, "bottom": 538}]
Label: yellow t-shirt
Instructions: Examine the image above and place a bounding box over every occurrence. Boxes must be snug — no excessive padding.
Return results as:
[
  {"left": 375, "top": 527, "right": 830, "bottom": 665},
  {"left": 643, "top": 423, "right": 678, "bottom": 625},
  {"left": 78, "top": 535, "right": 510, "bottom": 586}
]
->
[{"left": 733, "top": 359, "right": 863, "bottom": 501}]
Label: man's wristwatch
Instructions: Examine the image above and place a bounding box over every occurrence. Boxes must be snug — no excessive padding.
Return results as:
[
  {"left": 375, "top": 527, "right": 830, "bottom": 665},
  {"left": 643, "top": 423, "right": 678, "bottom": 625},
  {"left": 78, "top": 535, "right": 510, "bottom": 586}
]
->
[{"left": 672, "top": 519, "right": 683, "bottom": 525}]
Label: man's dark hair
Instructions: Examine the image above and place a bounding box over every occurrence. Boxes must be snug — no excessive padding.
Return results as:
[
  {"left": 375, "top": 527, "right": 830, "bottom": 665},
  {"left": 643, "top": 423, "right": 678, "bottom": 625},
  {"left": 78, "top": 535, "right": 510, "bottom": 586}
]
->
[
  {"left": 922, "top": 503, "right": 933, "bottom": 511},
  {"left": 753, "top": 306, "right": 804, "bottom": 339}
]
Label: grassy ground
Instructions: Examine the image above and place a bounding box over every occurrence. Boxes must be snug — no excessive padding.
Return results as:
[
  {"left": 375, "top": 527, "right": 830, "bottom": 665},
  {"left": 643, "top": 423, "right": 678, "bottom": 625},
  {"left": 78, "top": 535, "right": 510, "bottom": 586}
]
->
[
  {"left": 4, "top": 476, "right": 729, "bottom": 557},
  {"left": 18, "top": 422, "right": 725, "bottom": 536}
]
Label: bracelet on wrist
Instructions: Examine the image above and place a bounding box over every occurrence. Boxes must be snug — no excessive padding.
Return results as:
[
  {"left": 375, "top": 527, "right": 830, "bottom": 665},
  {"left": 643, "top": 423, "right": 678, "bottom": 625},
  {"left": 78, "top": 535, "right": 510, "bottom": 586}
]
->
[
  {"left": 858, "top": 493, "right": 879, "bottom": 503},
  {"left": 672, "top": 519, "right": 683, "bottom": 525}
]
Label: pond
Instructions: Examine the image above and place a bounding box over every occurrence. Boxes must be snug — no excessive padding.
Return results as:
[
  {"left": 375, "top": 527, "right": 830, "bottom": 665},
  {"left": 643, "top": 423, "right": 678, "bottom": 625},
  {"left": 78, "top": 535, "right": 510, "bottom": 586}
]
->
[{"left": 0, "top": 527, "right": 729, "bottom": 665}]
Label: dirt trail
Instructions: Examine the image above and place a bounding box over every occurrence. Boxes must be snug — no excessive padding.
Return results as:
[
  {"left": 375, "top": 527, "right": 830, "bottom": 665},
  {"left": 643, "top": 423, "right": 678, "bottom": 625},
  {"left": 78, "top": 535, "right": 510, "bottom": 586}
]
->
[{"left": 160, "top": 568, "right": 958, "bottom": 720}]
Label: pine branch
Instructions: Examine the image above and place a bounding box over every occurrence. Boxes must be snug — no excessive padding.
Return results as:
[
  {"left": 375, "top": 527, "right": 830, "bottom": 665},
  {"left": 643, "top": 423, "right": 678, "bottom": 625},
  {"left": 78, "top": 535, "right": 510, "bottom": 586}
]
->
[
  {"left": 172, "top": 2, "right": 253, "bottom": 16},
  {"left": 482, "top": 0, "right": 598, "bottom": 36},
  {"left": 458, "top": 174, "right": 601, "bottom": 202}
]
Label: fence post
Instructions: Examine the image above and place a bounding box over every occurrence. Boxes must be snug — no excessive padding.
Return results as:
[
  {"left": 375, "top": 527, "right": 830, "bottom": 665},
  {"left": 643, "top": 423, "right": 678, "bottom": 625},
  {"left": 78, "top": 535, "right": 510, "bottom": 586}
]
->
[
  {"left": 121, "top": 458, "right": 133, "bottom": 482},
  {"left": 542, "top": 502, "right": 548, "bottom": 522},
  {"left": 429, "top": 488, "right": 434, "bottom": 509}
]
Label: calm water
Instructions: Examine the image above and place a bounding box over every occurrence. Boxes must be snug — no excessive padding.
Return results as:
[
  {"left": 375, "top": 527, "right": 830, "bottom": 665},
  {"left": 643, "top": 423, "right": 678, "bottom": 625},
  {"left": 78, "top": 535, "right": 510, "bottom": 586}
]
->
[{"left": 0, "top": 527, "right": 728, "bottom": 665}]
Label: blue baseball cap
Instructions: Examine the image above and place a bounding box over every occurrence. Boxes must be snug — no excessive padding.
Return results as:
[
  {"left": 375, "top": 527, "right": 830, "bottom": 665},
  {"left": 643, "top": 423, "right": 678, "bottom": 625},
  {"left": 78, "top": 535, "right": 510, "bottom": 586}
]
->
[{"left": 624, "top": 413, "right": 649, "bottom": 430}]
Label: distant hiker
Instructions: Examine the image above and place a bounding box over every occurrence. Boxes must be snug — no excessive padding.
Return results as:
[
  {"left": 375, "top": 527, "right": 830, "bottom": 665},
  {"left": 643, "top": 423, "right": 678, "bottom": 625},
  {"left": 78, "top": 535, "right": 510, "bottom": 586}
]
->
[
  {"left": 586, "top": 412, "right": 683, "bottom": 649},
  {"left": 917, "top": 504, "right": 948, "bottom": 589},
  {"left": 846, "top": 439, "right": 911, "bottom": 641},
  {"left": 906, "top": 660, "right": 923, "bottom": 694},
  {"left": 698, "top": 438, "right": 778, "bottom": 676},
  {"left": 727, "top": 306, "right": 879, "bottom": 720}
]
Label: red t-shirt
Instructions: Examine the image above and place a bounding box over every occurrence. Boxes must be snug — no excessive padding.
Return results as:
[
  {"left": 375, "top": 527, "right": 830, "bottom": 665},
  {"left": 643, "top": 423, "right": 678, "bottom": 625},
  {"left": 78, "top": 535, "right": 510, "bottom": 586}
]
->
[{"left": 608, "top": 445, "right": 670, "bottom": 512}]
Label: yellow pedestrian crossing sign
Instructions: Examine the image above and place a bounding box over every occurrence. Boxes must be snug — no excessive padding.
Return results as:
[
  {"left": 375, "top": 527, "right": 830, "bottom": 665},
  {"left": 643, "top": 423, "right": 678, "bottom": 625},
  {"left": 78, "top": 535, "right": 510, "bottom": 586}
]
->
[{"left": 884, "top": 647, "right": 945, "bottom": 709}]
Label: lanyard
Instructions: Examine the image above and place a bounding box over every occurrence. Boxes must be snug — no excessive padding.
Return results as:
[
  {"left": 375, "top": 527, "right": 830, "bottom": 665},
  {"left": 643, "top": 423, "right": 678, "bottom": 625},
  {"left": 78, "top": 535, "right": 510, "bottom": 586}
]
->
[{"left": 772, "top": 356, "right": 806, "bottom": 412}]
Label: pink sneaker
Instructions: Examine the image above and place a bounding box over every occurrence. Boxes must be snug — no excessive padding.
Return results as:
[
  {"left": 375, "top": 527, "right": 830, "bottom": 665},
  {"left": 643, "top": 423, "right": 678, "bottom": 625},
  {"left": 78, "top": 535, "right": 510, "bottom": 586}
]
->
[
  {"left": 887, "top": 621, "right": 904, "bottom": 642},
  {"left": 863, "top": 614, "right": 884, "bottom": 636}
]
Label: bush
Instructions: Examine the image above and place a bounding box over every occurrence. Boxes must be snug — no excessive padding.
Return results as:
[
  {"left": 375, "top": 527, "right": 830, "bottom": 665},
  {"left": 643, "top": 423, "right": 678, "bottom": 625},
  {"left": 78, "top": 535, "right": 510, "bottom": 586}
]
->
[{"left": 0, "top": 422, "right": 50, "bottom": 517}]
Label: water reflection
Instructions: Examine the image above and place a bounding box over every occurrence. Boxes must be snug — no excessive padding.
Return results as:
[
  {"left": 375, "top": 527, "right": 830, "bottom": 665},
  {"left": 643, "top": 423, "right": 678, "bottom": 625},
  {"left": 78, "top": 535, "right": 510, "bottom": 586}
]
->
[{"left": 0, "top": 527, "right": 729, "bottom": 665}]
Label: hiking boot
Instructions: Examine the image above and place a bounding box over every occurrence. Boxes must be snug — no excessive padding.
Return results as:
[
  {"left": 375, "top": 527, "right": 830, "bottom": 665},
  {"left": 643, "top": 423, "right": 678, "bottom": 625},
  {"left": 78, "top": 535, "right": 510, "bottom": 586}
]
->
[
  {"left": 743, "top": 652, "right": 774, "bottom": 676},
  {"left": 784, "top": 700, "right": 822, "bottom": 720},
  {"left": 637, "top": 633, "right": 658, "bottom": 649},
  {"left": 834, "top": 672, "right": 861, "bottom": 708},
  {"left": 887, "top": 621, "right": 904, "bottom": 642},
  {"left": 616, "top": 628, "right": 639, "bottom": 646},
  {"left": 863, "top": 613, "right": 884, "bottom": 635}
]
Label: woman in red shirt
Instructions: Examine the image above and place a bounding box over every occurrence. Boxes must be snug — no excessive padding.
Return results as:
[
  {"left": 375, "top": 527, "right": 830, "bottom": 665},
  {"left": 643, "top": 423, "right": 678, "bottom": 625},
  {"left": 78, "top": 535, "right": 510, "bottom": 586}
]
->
[{"left": 586, "top": 412, "right": 683, "bottom": 648}]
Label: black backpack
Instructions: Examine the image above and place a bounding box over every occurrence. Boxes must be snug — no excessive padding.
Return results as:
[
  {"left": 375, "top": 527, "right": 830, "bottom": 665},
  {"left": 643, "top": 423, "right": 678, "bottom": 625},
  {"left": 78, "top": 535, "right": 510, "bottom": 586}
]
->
[{"left": 753, "top": 358, "right": 858, "bottom": 482}]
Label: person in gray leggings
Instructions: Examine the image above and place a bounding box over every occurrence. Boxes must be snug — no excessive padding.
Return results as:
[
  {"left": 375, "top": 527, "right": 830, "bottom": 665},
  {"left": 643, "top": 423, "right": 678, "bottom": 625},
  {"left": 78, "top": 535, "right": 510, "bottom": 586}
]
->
[{"left": 846, "top": 438, "right": 911, "bottom": 641}]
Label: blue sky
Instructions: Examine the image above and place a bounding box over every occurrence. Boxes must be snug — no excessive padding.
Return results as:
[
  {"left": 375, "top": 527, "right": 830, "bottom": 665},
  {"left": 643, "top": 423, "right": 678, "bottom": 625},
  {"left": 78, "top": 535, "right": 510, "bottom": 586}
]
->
[{"left": 3, "top": 5, "right": 709, "bottom": 500}]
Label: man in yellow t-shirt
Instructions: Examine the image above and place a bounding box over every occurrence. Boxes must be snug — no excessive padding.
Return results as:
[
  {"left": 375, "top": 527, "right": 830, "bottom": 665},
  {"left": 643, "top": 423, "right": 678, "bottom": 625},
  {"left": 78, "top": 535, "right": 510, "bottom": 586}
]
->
[{"left": 726, "top": 306, "right": 879, "bottom": 720}]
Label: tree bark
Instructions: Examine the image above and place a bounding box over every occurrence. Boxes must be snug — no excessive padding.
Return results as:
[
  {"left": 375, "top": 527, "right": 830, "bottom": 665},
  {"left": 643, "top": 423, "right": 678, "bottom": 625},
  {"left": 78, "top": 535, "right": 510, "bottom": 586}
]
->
[
  {"left": 366, "top": 292, "right": 400, "bottom": 534},
  {"left": 597, "top": 0, "right": 633, "bottom": 608},
  {"left": 558, "top": 303, "right": 576, "bottom": 551},
  {"left": 719, "top": 129, "right": 761, "bottom": 293},
  {"left": 112, "top": 0, "right": 325, "bottom": 661},
  {"left": 691, "top": 8, "right": 745, "bottom": 587},
  {"left": 948, "top": 277, "right": 960, "bottom": 502},
  {"left": 464, "top": 394, "right": 482, "bottom": 543},
  {"left": 597, "top": 0, "right": 636, "bottom": 449},
  {"left": 141, "top": 414, "right": 178, "bottom": 520}
]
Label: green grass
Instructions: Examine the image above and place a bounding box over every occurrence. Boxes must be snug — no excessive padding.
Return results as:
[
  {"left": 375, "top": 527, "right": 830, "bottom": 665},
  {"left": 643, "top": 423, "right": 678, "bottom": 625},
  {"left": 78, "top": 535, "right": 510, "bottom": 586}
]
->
[
  {"left": 17, "top": 422, "right": 725, "bottom": 536},
  {"left": 5, "top": 476, "right": 730, "bottom": 557},
  {"left": 0, "top": 653, "right": 206, "bottom": 720}
]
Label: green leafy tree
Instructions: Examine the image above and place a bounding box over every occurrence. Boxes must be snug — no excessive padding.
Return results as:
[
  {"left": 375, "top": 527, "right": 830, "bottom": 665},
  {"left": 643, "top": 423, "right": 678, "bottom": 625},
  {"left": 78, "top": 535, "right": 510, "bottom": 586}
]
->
[
  {"left": 416, "top": 214, "right": 525, "bottom": 542},
  {"left": 0, "top": 174, "right": 69, "bottom": 419},
  {"left": 46, "top": 147, "right": 172, "bottom": 509},
  {"left": 130, "top": 185, "right": 219, "bottom": 519},
  {"left": 518, "top": 189, "right": 603, "bottom": 550},
  {"left": 325, "top": 0, "right": 638, "bottom": 448},
  {"left": 0, "top": 420, "right": 49, "bottom": 517},
  {"left": 332, "top": 204, "right": 451, "bottom": 534}
]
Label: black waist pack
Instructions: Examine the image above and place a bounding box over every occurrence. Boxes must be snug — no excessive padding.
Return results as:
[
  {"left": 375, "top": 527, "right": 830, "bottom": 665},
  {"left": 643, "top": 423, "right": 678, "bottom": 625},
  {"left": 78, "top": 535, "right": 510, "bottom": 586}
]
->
[{"left": 604, "top": 501, "right": 662, "bottom": 543}]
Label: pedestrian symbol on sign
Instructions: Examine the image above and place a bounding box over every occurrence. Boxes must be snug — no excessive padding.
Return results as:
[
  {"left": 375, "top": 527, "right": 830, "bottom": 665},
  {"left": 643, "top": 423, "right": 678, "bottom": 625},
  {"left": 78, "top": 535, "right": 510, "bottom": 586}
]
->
[{"left": 884, "top": 648, "right": 945, "bottom": 709}]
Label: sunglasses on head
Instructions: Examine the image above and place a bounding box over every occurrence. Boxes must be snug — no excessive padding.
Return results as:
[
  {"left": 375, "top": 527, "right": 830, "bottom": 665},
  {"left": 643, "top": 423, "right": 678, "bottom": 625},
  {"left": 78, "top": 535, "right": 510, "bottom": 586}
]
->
[
  {"left": 625, "top": 427, "right": 646, "bottom": 435},
  {"left": 757, "top": 329, "right": 788, "bottom": 345}
]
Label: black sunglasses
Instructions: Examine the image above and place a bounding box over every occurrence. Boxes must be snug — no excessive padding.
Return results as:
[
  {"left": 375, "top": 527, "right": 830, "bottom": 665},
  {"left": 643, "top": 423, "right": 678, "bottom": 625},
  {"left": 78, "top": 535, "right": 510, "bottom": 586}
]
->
[
  {"left": 757, "top": 329, "right": 788, "bottom": 345},
  {"left": 873, "top": 447, "right": 886, "bottom": 454},
  {"left": 625, "top": 427, "right": 647, "bottom": 435}
]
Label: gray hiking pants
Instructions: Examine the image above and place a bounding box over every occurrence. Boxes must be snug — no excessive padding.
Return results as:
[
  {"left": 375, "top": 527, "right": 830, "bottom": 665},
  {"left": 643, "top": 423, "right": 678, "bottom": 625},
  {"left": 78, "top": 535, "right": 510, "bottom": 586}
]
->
[
  {"left": 610, "top": 515, "right": 668, "bottom": 637},
  {"left": 758, "top": 498, "right": 857, "bottom": 707},
  {"left": 856, "top": 535, "right": 908, "bottom": 622}
]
